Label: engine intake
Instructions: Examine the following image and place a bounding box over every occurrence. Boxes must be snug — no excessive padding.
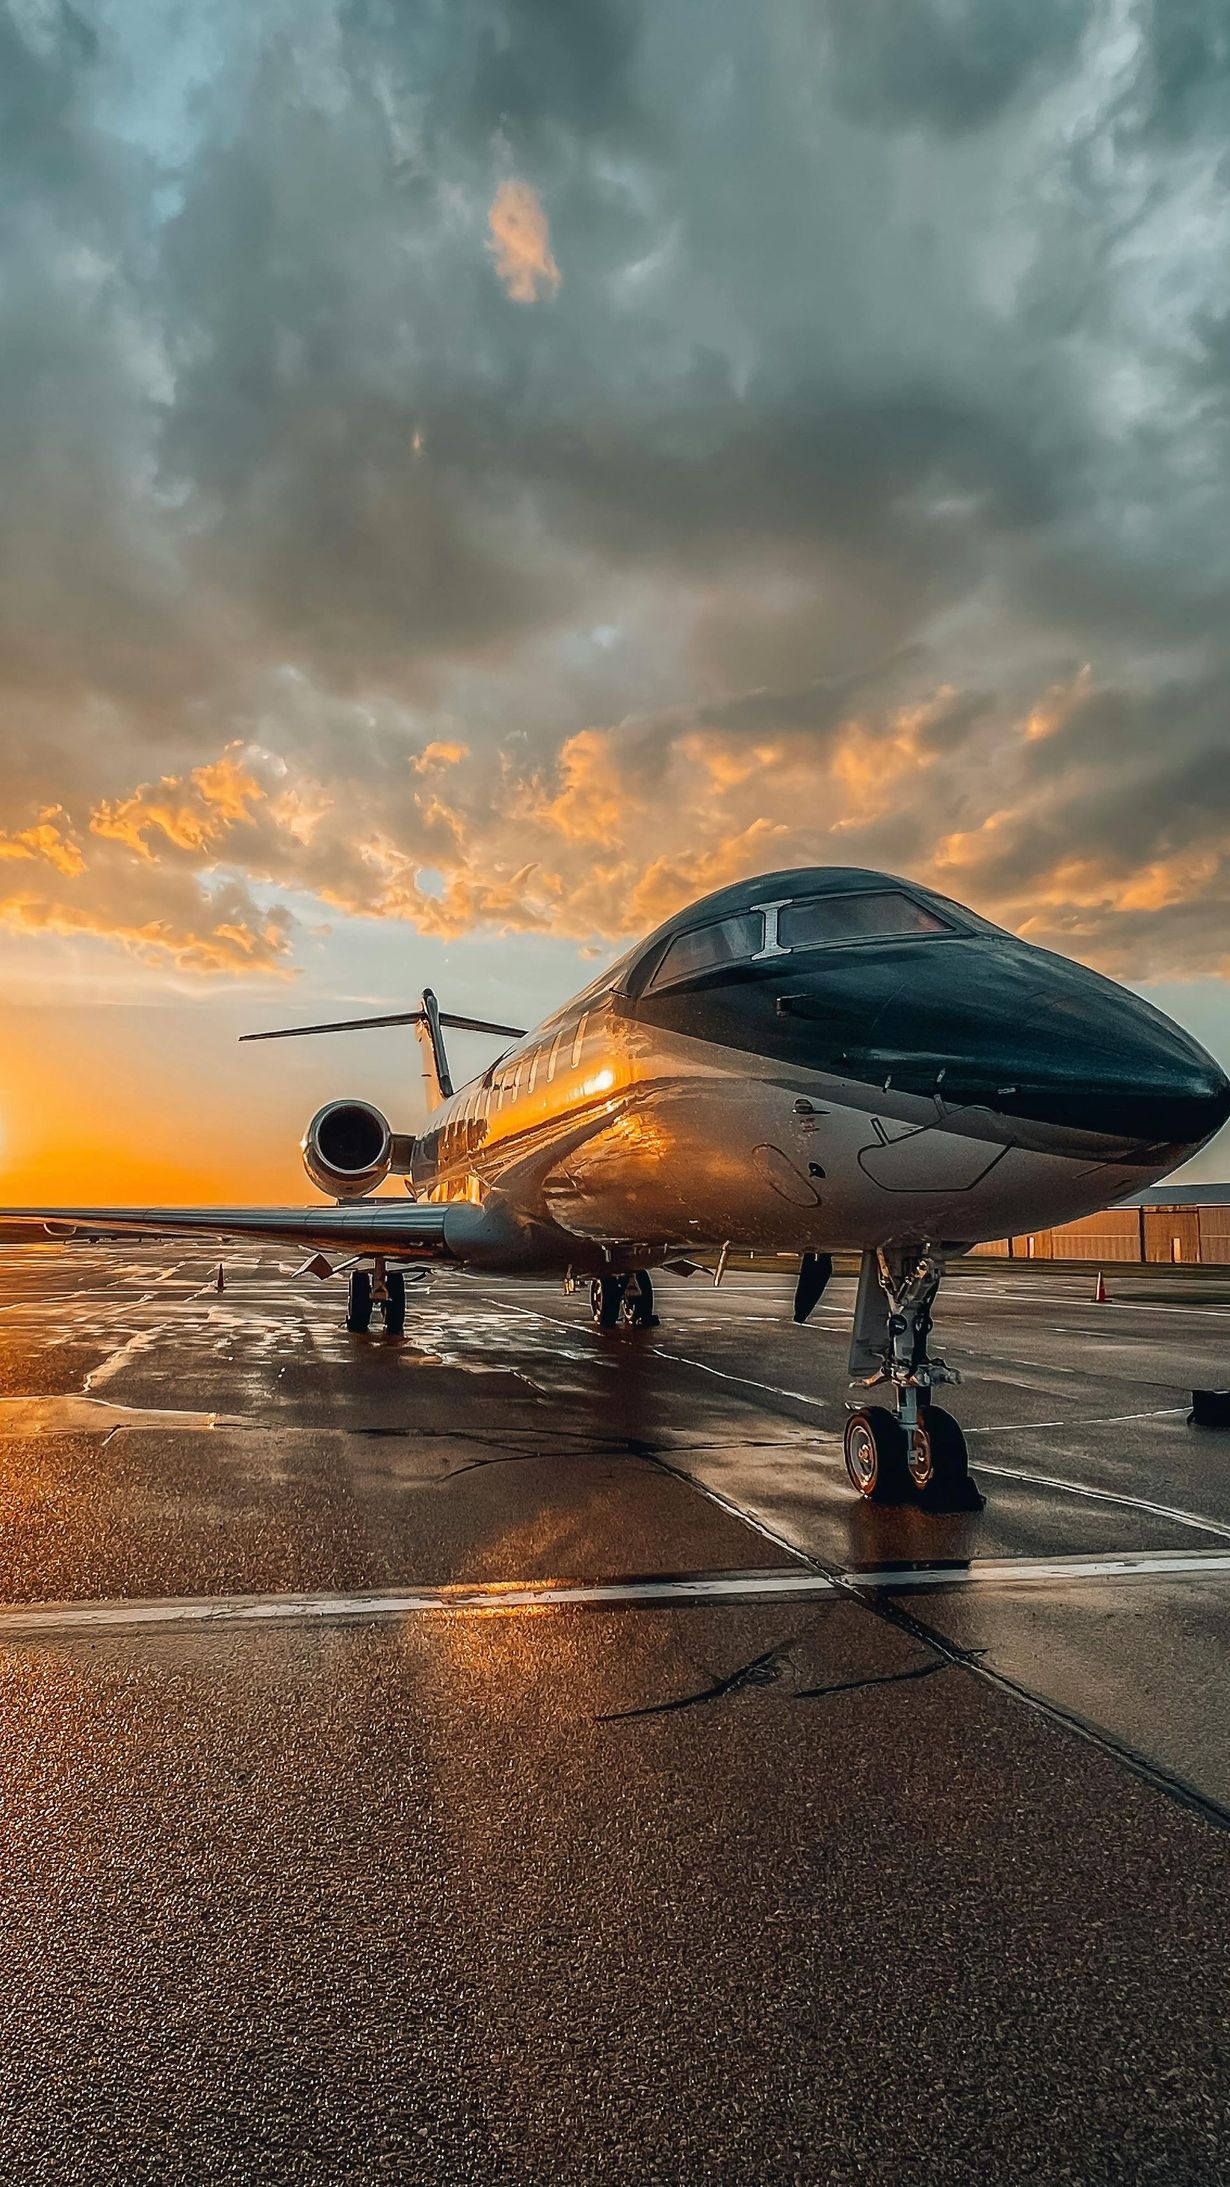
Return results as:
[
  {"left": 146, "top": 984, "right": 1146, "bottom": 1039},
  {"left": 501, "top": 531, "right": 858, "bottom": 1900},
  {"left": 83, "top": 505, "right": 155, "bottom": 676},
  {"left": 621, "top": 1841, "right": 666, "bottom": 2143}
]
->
[{"left": 303, "top": 1099, "right": 393, "bottom": 1200}]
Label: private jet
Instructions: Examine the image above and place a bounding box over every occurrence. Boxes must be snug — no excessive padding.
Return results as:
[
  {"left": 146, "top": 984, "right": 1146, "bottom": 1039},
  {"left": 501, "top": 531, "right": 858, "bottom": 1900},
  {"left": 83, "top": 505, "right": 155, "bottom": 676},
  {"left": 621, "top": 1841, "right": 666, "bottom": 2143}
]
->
[{"left": 5, "top": 867, "right": 1228, "bottom": 1508}]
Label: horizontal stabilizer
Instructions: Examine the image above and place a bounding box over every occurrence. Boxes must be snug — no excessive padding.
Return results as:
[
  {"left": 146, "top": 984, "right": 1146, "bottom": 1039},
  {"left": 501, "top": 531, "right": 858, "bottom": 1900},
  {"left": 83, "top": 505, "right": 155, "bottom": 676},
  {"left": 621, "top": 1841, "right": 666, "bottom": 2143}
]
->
[
  {"left": 240, "top": 1008, "right": 525, "bottom": 1043},
  {"left": 437, "top": 1010, "right": 528, "bottom": 1037}
]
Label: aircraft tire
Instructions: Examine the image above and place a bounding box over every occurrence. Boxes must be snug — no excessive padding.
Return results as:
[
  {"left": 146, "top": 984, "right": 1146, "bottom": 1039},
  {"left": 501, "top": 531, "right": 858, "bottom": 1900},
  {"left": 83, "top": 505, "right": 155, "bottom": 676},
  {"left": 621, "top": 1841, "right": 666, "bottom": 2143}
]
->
[
  {"left": 623, "top": 1270, "right": 659, "bottom": 1328},
  {"left": 382, "top": 1272, "right": 406, "bottom": 1336},
  {"left": 843, "top": 1407, "right": 908, "bottom": 1500},
  {"left": 907, "top": 1406, "right": 969, "bottom": 1504},
  {"left": 591, "top": 1276, "right": 623, "bottom": 1328},
  {"left": 346, "top": 1270, "right": 373, "bottom": 1333}
]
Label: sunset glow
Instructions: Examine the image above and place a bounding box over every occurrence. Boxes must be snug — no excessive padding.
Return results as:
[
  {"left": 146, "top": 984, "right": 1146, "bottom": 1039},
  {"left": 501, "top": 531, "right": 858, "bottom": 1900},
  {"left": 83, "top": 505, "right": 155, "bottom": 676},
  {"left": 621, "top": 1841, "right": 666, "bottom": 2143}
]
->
[{"left": 0, "top": 2, "right": 1227, "bottom": 1196}]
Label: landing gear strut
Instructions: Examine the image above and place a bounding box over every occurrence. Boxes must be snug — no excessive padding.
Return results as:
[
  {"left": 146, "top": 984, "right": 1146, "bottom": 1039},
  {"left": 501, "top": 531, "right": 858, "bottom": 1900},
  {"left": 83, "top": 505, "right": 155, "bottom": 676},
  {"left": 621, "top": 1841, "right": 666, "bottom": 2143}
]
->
[
  {"left": 589, "top": 1270, "right": 659, "bottom": 1329},
  {"left": 842, "top": 1248, "right": 980, "bottom": 1509}
]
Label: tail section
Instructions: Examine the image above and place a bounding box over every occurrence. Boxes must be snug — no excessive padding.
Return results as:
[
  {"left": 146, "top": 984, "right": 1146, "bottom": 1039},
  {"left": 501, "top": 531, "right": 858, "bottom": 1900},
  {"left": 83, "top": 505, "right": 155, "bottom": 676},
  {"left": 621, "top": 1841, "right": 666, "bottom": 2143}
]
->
[
  {"left": 415, "top": 989, "right": 453, "bottom": 1106},
  {"left": 240, "top": 992, "right": 525, "bottom": 1116}
]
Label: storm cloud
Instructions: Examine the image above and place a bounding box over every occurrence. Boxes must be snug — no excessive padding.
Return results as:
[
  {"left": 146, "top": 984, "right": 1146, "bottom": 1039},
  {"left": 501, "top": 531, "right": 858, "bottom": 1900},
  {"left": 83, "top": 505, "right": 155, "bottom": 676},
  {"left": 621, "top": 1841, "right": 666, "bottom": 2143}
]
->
[{"left": 2, "top": 0, "right": 1230, "bottom": 982}]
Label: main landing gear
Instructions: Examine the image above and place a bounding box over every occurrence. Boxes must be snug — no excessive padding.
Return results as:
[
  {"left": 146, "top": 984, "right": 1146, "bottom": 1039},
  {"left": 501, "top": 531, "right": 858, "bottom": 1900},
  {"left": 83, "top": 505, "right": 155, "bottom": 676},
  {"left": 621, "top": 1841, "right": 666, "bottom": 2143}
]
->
[
  {"left": 589, "top": 1270, "right": 660, "bottom": 1330},
  {"left": 346, "top": 1265, "right": 406, "bottom": 1336},
  {"left": 842, "top": 1248, "right": 981, "bottom": 1510}
]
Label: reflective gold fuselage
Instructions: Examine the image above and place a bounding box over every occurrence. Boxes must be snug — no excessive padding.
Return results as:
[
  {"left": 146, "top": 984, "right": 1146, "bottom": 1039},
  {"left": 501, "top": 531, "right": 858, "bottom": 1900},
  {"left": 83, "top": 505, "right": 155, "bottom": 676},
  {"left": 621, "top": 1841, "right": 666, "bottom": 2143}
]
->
[{"left": 407, "top": 989, "right": 1183, "bottom": 1275}]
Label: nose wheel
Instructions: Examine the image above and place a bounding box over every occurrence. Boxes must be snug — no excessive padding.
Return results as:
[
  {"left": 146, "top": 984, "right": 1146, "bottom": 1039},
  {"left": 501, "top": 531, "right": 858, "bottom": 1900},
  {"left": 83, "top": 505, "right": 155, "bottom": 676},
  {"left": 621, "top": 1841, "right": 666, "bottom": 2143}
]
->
[
  {"left": 906, "top": 1404, "right": 969, "bottom": 1502},
  {"left": 844, "top": 1249, "right": 982, "bottom": 1509},
  {"left": 842, "top": 1407, "right": 908, "bottom": 1500}
]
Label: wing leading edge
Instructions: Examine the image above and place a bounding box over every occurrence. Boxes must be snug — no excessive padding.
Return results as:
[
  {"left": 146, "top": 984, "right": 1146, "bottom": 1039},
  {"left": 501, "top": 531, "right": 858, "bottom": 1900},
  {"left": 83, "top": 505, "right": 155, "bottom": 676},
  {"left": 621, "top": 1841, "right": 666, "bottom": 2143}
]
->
[{"left": 0, "top": 1203, "right": 454, "bottom": 1258}]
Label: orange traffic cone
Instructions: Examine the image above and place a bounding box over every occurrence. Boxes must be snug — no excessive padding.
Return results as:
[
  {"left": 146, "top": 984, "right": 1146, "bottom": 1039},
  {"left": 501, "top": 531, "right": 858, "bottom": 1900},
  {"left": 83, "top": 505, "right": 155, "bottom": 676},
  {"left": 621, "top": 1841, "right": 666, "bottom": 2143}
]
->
[
  {"left": 1094, "top": 1269, "right": 1108, "bottom": 1303},
  {"left": 215, "top": 1261, "right": 225, "bottom": 1293}
]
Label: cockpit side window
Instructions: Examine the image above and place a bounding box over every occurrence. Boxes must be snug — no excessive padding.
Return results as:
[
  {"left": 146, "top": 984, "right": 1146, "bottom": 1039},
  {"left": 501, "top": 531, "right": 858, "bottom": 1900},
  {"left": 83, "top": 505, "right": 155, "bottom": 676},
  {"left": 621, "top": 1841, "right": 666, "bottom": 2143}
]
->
[
  {"left": 644, "top": 911, "right": 765, "bottom": 994},
  {"left": 776, "top": 891, "right": 950, "bottom": 950}
]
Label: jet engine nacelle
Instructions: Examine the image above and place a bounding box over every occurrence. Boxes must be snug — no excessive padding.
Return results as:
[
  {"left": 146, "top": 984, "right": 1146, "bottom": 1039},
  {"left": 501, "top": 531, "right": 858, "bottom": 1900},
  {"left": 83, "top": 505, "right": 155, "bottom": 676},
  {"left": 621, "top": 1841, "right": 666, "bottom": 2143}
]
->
[{"left": 302, "top": 1099, "right": 396, "bottom": 1200}]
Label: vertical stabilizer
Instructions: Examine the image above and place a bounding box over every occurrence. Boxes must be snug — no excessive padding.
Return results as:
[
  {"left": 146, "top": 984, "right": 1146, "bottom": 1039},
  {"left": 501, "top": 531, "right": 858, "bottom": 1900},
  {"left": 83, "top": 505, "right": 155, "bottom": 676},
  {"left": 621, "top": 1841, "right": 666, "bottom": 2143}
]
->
[{"left": 415, "top": 989, "right": 454, "bottom": 1108}]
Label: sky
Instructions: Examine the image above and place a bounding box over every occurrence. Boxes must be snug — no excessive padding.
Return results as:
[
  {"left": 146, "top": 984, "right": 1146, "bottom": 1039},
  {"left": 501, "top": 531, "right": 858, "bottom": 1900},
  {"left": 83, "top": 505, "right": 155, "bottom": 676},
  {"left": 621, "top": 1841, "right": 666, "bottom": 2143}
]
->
[{"left": 2, "top": 0, "right": 1230, "bottom": 1201}]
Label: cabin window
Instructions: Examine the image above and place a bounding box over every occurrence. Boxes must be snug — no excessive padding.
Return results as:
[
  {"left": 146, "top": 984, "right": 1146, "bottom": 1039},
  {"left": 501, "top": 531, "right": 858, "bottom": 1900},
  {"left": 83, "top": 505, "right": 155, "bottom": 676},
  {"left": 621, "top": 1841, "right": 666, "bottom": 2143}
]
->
[
  {"left": 776, "top": 891, "right": 950, "bottom": 950},
  {"left": 511, "top": 1062, "right": 522, "bottom": 1098},
  {"left": 645, "top": 911, "right": 764, "bottom": 994},
  {"left": 570, "top": 1012, "right": 589, "bottom": 1068},
  {"left": 547, "top": 1029, "right": 564, "bottom": 1082},
  {"left": 527, "top": 1048, "right": 539, "bottom": 1095}
]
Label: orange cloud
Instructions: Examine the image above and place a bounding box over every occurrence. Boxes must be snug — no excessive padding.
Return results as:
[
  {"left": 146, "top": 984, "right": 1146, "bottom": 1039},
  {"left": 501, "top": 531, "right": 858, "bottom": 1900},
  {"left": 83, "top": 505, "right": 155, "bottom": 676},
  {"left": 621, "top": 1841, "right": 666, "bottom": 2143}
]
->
[
  {"left": 90, "top": 745, "right": 264, "bottom": 860},
  {"left": 5, "top": 668, "right": 1228, "bottom": 991},
  {"left": 933, "top": 810, "right": 1013, "bottom": 871},
  {"left": 830, "top": 692, "right": 952, "bottom": 827},
  {"left": 487, "top": 180, "right": 561, "bottom": 303},
  {"left": 0, "top": 808, "right": 85, "bottom": 877},
  {"left": 410, "top": 740, "right": 469, "bottom": 773},
  {"left": 0, "top": 893, "right": 292, "bottom": 975},
  {"left": 533, "top": 728, "right": 636, "bottom": 846}
]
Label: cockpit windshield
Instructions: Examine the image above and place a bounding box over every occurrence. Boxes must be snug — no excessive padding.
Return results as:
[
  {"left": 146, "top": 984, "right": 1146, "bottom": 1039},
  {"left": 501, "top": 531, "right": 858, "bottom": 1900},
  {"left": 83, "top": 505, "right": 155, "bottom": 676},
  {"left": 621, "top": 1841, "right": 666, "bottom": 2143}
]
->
[
  {"left": 645, "top": 912, "right": 764, "bottom": 993},
  {"left": 777, "top": 891, "right": 950, "bottom": 948},
  {"left": 642, "top": 888, "right": 954, "bottom": 994}
]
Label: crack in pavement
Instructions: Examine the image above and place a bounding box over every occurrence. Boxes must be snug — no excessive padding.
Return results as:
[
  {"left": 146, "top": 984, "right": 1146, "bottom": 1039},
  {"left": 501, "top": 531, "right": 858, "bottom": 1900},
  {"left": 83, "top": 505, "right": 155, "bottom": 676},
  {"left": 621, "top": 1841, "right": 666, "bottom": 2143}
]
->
[
  {"left": 597, "top": 1634, "right": 957, "bottom": 1722},
  {"left": 796, "top": 1657, "right": 958, "bottom": 1700},
  {"left": 596, "top": 1635, "right": 805, "bottom": 1721}
]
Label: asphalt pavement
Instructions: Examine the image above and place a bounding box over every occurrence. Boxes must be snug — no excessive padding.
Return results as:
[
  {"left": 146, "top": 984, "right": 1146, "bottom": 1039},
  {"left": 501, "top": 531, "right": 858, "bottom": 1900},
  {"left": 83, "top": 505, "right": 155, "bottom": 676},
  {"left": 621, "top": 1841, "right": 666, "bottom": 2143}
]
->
[{"left": 0, "top": 1244, "right": 1227, "bottom": 2185}]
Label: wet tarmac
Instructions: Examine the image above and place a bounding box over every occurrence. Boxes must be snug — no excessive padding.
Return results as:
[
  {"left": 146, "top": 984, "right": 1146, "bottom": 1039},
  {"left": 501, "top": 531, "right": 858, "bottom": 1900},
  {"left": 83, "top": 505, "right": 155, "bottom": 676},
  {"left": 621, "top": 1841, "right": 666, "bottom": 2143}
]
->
[{"left": 0, "top": 1244, "right": 1227, "bottom": 2184}]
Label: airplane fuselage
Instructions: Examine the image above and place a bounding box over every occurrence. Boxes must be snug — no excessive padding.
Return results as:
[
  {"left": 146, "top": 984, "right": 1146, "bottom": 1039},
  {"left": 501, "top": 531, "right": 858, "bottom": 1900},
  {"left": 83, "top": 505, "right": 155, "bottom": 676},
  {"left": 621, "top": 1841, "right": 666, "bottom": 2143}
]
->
[{"left": 404, "top": 868, "right": 1230, "bottom": 1274}]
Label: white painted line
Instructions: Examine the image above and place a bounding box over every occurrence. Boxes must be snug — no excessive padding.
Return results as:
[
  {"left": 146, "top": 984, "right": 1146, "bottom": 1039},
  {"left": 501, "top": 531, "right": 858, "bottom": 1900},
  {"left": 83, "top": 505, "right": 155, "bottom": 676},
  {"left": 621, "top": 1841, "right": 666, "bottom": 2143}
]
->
[
  {"left": 2, "top": 1549, "right": 1229, "bottom": 1640},
  {"left": 652, "top": 1348, "right": 830, "bottom": 1409},
  {"left": 947, "top": 1284, "right": 1230, "bottom": 1318},
  {"left": 965, "top": 1406, "right": 1188, "bottom": 1435},
  {"left": 480, "top": 1293, "right": 834, "bottom": 1413},
  {"left": 0, "top": 1571, "right": 840, "bottom": 1635},
  {"left": 848, "top": 1550, "right": 1230, "bottom": 1591},
  {"left": 971, "top": 1462, "right": 1230, "bottom": 1541}
]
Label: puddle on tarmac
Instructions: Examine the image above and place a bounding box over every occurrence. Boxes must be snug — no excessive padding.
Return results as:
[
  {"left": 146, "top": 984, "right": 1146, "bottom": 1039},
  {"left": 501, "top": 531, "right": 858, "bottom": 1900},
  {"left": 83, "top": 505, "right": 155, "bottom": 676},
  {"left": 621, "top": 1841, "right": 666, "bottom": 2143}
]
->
[{"left": 0, "top": 1396, "right": 236, "bottom": 1437}]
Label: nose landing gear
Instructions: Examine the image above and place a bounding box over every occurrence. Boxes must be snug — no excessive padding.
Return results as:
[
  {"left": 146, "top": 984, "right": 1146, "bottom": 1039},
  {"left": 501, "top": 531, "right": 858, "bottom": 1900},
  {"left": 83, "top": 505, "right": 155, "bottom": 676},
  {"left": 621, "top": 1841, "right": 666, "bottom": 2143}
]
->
[{"left": 843, "top": 1248, "right": 981, "bottom": 1509}]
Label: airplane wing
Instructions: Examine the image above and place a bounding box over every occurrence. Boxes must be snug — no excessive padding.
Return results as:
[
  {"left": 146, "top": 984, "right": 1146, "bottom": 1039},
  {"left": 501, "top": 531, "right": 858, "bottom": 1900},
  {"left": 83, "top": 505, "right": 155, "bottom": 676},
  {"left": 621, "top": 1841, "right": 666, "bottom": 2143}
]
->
[{"left": 0, "top": 1202, "right": 454, "bottom": 1259}]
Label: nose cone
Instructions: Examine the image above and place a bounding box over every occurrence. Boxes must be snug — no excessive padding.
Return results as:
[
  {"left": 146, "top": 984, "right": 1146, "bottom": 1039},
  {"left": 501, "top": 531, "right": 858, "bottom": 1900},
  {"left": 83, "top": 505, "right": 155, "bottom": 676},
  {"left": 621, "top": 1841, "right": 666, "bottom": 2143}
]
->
[
  {"left": 631, "top": 919, "right": 1230, "bottom": 1165},
  {"left": 757, "top": 938, "right": 1229, "bottom": 1162},
  {"left": 1022, "top": 990, "right": 1230, "bottom": 1158},
  {"left": 954, "top": 948, "right": 1230, "bottom": 1161}
]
